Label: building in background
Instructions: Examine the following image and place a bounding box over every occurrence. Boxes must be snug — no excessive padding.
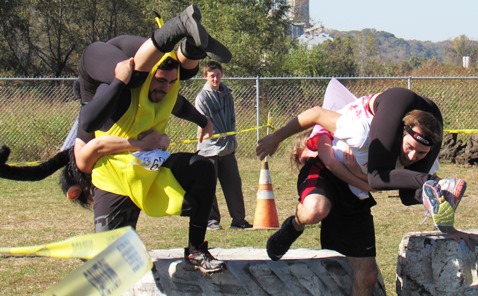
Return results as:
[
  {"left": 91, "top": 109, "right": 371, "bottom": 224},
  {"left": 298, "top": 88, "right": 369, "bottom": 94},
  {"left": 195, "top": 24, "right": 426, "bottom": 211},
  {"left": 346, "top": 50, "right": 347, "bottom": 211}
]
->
[
  {"left": 463, "top": 56, "right": 470, "bottom": 68},
  {"left": 286, "top": 0, "right": 333, "bottom": 46}
]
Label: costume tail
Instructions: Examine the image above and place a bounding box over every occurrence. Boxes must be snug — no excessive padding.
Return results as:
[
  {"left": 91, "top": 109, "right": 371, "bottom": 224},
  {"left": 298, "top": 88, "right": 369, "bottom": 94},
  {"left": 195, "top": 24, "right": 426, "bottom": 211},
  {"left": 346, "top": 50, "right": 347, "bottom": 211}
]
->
[
  {"left": 0, "top": 145, "right": 10, "bottom": 164},
  {"left": 0, "top": 145, "right": 69, "bottom": 181}
]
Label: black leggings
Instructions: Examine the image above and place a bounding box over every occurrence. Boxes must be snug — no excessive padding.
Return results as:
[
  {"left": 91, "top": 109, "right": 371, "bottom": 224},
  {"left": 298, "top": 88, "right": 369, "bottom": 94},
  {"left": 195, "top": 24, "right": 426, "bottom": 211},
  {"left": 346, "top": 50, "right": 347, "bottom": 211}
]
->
[
  {"left": 78, "top": 35, "right": 146, "bottom": 104},
  {"left": 368, "top": 87, "right": 443, "bottom": 205},
  {"left": 94, "top": 152, "right": 215, "bottom": 248}
]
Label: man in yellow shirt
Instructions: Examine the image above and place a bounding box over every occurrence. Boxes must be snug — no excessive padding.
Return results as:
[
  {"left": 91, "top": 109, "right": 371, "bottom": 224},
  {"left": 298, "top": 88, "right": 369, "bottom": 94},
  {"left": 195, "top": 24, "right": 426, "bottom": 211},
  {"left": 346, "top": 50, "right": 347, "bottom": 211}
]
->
[{"left": 78, "top": 5, "right": 230, "bottom": 273}]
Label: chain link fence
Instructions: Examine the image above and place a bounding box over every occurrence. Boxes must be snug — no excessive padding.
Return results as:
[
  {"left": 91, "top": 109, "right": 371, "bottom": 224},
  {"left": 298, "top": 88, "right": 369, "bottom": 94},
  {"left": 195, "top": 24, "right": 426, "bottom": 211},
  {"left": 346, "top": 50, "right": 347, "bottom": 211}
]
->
[{"left": 1, "top": 76, "right": 478, "bottom": 162}]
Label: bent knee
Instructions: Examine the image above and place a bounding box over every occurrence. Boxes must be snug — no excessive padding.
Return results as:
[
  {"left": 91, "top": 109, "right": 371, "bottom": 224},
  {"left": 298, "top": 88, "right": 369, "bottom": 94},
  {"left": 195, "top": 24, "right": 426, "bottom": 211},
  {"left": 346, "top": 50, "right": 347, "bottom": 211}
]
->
[{"left": 298, "top": 194, "right": 331, "bottom": 224}]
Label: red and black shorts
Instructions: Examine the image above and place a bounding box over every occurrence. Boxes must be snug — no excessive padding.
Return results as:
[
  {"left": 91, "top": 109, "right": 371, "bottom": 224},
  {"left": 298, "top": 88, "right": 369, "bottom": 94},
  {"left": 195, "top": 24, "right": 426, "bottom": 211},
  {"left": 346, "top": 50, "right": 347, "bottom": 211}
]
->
[{"left": 297, "top": 157, "right": 377, "bottom": 257}]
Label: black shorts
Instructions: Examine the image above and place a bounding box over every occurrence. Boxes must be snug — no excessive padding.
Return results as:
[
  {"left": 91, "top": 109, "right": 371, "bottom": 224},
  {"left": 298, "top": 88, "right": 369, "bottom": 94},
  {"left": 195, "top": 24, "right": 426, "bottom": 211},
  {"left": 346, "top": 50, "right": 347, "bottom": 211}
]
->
[
  {"left": 297, "top": 158, "right": 377, "bottom": 257},
  {"left": 93, "top": 188, "right": 141, "bottom": 233}
]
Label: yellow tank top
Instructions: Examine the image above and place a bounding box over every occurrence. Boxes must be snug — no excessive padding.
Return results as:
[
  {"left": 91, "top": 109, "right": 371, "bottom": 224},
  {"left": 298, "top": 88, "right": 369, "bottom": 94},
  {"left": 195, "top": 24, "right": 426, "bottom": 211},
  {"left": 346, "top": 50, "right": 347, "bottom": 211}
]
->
[{"left": 92, "top": 52, "right": 185, "bottom": 217}]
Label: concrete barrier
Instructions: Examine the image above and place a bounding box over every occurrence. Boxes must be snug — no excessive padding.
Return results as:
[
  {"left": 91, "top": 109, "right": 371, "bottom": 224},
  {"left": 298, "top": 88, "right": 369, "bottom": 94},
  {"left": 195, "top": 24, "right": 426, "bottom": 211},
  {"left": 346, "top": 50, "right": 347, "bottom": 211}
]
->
[
  {"left": 124, "top": 248, "right": 386, "bottom": 295},
  {"left": 396, "top": 230, "right": 478, "bottom": 296}
]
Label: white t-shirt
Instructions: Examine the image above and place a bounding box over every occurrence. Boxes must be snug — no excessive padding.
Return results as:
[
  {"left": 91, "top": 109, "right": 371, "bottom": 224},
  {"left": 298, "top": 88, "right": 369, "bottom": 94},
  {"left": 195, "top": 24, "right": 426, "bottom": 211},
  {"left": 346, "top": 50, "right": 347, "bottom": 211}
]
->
[{"left": 308, "top": 95, "right": 374, "bottom": 199}]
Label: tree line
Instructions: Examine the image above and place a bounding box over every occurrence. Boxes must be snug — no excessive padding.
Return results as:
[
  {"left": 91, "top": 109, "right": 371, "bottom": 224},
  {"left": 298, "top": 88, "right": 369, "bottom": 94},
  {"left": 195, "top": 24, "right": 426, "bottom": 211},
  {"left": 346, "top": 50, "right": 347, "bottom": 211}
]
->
[{"left": 1, "top": 0, "right": 477, "bottom": 78}]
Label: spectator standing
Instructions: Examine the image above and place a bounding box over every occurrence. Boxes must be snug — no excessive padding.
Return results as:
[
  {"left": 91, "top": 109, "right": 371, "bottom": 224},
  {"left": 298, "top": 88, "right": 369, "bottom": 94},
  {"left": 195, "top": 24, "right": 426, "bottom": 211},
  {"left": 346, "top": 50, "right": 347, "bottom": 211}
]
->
[{"left": 195, "top": 61, "right": 252, "bottom": 230}]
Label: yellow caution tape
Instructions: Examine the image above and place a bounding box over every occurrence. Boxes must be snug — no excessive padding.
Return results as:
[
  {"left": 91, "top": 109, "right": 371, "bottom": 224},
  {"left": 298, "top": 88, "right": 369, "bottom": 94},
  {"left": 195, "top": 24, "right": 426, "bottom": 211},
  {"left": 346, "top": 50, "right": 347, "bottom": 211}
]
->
[
  {"left": 1, "top": 227, "right": 153, "bottom": 295},
  {"left": 170, "top": 123, "right": 272, "bottom": 146},
  {"left": 0, "top": 227, "right": 130, "bottom": 259},
  {"left": 8, "top": 123, "right": 273, "bottom": 166},
  {"left": 7, "top": 161, "right": 42, "bottom": 166},
  {"left": 444, "top": 129, "right": 478, "bottom": 134}
]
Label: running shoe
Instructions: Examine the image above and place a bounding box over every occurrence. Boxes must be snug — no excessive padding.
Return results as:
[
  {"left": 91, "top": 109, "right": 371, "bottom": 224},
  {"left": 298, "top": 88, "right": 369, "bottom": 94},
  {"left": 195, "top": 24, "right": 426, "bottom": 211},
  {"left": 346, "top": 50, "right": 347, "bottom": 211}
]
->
[
  {"left": 184, "top": 241, "right": 225, "bottom": 274},
  {"left": 266, "top": 216, "right": 303, "bottom": 261},
  {"left": 207, "top": 220, "right": 222, "bottom": 230},
  {"left": 422, "top": 180, "right": 455, "bottom": 230},
  {"left": 438, "top": 177, "right": 466, "bottom": 210}
]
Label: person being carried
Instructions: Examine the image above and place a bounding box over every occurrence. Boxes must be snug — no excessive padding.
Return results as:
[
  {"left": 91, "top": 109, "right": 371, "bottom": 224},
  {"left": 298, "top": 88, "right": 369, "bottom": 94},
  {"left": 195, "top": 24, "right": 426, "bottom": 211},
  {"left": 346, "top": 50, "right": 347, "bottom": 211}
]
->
[
  {"left": 0, "top": 130, "right": 166, "bottom": 208},
  {"left": 195, "top": 61, "right": 252, "bottom": 230},
  {"left": 256, "top": 86, "right": 476, "bottom": 295},
  {"left": 306, "top": 93, "right": 375, "bottom": 199}
]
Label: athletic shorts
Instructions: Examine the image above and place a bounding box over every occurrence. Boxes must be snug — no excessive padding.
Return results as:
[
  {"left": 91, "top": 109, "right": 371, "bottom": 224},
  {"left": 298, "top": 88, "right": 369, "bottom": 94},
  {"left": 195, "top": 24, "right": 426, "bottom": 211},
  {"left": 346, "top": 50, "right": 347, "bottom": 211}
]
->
[
  {"left": 93, "top": 188, "right": 141, "bottom": 232},
  {"left": 297, "top": 158, "right": 377, "bottom": 257}
]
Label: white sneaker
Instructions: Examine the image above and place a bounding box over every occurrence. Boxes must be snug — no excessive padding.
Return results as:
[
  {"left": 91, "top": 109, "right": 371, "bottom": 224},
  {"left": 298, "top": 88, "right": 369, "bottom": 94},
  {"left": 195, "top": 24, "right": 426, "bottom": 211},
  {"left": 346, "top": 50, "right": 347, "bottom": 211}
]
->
[{"left": 207, "top": 220, "right": 222, "bottom": 230}]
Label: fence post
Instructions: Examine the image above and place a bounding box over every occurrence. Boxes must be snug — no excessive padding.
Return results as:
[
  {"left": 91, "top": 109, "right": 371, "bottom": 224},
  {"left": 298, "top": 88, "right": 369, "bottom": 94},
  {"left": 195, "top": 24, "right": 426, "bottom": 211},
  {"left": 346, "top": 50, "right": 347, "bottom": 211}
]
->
[
  {"left": 256, "top": 76, "right": 261, "bottom": 142},
  {"left": 408, "top": 76, "right": 412, "bottom": 90}
]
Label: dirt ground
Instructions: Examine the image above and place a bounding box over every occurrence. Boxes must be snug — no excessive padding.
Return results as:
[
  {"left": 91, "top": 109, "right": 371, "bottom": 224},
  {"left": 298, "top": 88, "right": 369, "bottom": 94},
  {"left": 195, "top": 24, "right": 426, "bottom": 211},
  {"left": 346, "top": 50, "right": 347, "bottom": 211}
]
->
[{"left": 440, "top": 133, "right": 478, "bottom": 165}]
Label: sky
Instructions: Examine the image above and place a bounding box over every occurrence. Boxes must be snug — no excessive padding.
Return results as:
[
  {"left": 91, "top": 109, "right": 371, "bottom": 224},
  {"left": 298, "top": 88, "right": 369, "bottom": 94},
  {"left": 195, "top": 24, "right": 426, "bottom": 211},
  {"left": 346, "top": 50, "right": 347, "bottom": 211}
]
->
[{"left": 309, "top": 0, "right": 478, "bottom": 42}]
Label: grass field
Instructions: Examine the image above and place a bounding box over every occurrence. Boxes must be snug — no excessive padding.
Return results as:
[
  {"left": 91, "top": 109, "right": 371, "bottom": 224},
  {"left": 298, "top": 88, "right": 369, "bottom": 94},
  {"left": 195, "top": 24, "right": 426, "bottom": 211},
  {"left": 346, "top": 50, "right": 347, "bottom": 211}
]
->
[{"left": 0, "top": 158, "right": 477, "bottom": 295}]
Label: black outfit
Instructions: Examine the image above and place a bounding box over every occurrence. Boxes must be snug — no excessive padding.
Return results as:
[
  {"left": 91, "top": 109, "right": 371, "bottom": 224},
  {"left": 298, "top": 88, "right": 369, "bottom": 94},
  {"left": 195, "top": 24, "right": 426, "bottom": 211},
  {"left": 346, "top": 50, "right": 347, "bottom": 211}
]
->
[{"left": 368, "top": 88, "right": 443, "bottom": 205}]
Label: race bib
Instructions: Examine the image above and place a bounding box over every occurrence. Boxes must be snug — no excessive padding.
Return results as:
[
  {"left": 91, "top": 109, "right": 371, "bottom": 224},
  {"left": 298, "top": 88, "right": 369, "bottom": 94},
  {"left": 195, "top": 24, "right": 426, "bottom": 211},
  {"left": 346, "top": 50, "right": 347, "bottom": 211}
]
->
[{"left": 131, "top": 149, "right": 171, "bottom": 171}]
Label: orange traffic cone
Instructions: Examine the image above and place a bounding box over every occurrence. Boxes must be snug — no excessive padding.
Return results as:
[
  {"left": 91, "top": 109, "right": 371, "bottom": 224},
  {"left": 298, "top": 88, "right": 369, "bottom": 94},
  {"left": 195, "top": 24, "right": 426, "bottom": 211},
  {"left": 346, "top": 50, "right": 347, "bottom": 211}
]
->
[{"left": 253, "top": 160, "right": 279, "bottom": 229}]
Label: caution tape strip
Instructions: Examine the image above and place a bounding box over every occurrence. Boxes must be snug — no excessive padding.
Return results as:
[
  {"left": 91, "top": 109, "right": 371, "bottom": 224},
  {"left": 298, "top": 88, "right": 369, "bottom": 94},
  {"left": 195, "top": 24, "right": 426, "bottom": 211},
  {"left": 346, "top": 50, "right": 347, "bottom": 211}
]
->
[
  {"left": 8, "top": 122, "right": 273, "bottom": 166},
  {"left": 444, "top": 129, "right": 478, "bottom": 134},
  {"left": 169, "top": 122, "right": 273, "bottom": 146},
  {"left": 6, "top": 161, "right": 43, "bottom": 166},
  {"left": 1, "top": 227, "right": 152, "bottom": 295}
]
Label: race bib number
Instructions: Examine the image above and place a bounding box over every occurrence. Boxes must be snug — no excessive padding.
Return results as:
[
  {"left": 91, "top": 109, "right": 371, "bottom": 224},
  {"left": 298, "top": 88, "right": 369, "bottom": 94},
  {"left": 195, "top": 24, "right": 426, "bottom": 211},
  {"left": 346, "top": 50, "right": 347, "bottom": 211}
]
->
[{"left": 131, "top": 149, "right": 171, "bottom": 171}]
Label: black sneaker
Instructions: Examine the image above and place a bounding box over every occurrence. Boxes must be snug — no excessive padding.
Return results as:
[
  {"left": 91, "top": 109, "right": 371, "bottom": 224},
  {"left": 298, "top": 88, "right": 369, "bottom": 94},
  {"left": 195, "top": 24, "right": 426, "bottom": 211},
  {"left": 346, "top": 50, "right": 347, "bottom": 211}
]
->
[
  {"left": 184, "top": 241, "right": 225, "bottom": 274},
  {"left": 266, "top": 216, "right": 303, "bottom": 261},
  {"left": 229, "top": 220, "right": 253, "bottom": 229},
  {"left": 178, "top": 4, "right": 208, "bottom": 49},
  {"left": 181, "top": 35, "right": 232, "bottom": 63}
]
